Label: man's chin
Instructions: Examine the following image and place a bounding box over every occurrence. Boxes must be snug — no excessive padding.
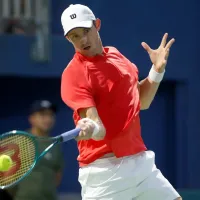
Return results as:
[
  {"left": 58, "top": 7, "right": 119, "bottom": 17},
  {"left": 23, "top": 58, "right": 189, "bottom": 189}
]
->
[
  {"left": 79, "top": 48, "right": 98, "bottom": 57},
  {"left": 40, "top": 128, "right": 51, "bottom": 134}
]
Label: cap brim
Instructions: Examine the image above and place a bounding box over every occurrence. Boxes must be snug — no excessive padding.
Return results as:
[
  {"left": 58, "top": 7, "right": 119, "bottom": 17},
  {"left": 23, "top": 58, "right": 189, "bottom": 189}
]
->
[{"left": 64, "top": 20, "right": 93, "bottom": 36}]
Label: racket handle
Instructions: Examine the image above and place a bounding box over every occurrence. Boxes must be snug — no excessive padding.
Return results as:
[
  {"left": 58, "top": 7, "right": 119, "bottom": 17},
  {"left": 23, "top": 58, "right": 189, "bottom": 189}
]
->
[{"left": 61, "top": 128, "right": 80, "bottom": 142}]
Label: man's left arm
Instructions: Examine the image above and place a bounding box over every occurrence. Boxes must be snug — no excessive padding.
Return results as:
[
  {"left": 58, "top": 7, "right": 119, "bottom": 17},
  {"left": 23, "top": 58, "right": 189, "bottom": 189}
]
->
[
  {"left": 55, "top": 146, "right": 65, "bottom": 187},
  {"left": 56, "top": 170, "right": 63, "bottom": 187},
  {"left": 138, "top": 33, "right": 175, "bottom": 110},
  {"left": 138, "top": 78, "right": 160, "bottom": 110}
]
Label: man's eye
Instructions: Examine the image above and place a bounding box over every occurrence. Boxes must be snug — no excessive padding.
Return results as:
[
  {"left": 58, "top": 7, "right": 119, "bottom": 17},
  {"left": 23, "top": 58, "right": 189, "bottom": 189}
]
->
[
  {"left": 84, "top": 28, "right": 90, "bottom": 33},
  {"left": 71, "top": 35, "right": 78, "bottom": 40}
]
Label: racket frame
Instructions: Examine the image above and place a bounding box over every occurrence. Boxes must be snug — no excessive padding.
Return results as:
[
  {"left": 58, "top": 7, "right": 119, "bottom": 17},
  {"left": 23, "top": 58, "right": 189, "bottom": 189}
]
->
[
  {"left": 0, "top": 128, "right": 80, "bottom": 189},
  {"left": 0, "top": 130, "right": 38, "bottom": 189}
]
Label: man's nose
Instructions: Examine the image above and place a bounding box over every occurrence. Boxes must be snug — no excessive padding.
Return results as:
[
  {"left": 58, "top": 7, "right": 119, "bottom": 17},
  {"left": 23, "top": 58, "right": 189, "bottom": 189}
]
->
[{"left": 80, "top": 35, "right": 88, "bottom": 45}]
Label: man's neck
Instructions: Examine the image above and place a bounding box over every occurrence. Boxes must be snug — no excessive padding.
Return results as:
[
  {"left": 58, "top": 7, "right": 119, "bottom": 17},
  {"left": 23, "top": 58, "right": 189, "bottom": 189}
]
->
[
  {"left": 30, "top": 127, "right": 48, "bottom": 137},
  {"left": 97, "top": 39, "right": 104, "bottom": 55},
  {"left": 97, "top": 47, "right": 104, "bottom": 55},
  {"left": 92, "top": 38, "right": 104, "bottom": 56}
]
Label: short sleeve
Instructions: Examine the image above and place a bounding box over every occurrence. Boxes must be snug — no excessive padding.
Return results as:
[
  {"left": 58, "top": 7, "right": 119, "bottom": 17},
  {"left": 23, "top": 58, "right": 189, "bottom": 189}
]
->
[
  {"left": 132, "top": 63, "right": 139, "bottom": 75},
  {"left": 61, "top": 63, "right": 95, "bottom": 112}
]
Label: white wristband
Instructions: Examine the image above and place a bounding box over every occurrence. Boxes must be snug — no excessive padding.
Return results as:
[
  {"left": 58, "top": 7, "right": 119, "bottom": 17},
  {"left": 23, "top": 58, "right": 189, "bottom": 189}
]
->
[
  {"left": 85, "top": 118, "right": 100, "bottom": 137},
  {"left": 148, "top": 65, "right": 165, "bottom": 83}
]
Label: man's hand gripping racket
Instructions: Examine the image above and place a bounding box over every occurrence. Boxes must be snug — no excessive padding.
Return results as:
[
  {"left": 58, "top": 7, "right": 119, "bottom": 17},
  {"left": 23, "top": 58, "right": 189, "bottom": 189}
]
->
[{"left": 0, "top": 118, "right": 99, "bottom": 189}]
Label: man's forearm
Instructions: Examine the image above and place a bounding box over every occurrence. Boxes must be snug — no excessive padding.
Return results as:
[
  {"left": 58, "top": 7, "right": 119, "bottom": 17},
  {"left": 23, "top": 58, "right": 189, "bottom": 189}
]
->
[
  {"left": 56, "top": 171, "right": 62, "bottom": 187},
  {"left": 138, "top": 32, "right": 174, "bottom": 110},
  {"left": 139, "top": 77, "right": 160, "bottom": 110},
  {"left": 76, "top": 107, "right": 106, "bottom": 141}
]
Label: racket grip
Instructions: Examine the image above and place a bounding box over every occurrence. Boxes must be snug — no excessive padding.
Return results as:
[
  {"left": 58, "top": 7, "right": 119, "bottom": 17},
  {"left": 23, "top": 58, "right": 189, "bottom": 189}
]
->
[{"left": 61, "top": 128, "right": 80, "bottom": 142}]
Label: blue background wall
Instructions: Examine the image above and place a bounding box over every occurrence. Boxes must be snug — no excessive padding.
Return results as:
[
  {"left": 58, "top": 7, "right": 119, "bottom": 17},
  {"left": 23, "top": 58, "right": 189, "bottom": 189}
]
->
[{"left": 0, "top": 0, "right": 199, "bottom": 195}]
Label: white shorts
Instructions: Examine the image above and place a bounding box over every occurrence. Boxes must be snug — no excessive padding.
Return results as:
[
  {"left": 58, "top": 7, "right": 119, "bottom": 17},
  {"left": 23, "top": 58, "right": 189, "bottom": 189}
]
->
[{"left": 78, "top": 151, "right": 180, "bottom": 200}]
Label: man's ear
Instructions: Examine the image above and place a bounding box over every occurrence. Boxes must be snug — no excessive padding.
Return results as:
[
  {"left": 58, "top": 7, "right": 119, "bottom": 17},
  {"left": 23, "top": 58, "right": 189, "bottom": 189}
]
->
[
  {"left": 94, "top": 18, "right": 101, "bottom": 31},
  {"left": 29, "top": 114, "right": 34, "bottom": 126},
  {"left": 65, "top": 35, "right": 72, "bottom": 43}
]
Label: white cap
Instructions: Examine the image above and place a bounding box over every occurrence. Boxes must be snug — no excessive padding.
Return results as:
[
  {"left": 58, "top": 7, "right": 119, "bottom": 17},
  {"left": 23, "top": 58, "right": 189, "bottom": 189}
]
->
[{"left": 61, "top": 4, "right": 96, "bottom": 36}]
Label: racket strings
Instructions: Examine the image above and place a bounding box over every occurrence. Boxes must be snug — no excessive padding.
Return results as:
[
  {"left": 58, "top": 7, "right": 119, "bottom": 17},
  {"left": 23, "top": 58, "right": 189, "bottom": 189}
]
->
[{"left": 0, "top": 134, "right": 36, "bottom": 187}]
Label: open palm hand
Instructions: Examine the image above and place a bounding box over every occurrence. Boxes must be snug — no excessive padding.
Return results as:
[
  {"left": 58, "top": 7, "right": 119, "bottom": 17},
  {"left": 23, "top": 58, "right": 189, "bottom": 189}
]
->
[{"left": 141, "top": 33, "right": 175, "bottom": 73}]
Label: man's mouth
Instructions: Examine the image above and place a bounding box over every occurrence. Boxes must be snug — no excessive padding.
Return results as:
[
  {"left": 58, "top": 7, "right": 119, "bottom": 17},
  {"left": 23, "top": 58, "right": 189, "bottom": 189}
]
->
[{"left": 83, "top": 46, "right": 91, "bottom": 50}]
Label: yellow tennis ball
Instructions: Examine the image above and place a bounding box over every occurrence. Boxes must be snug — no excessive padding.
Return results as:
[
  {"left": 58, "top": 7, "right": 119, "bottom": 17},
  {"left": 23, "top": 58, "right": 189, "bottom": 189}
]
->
[{"left": 0, "top": 155, "right": 13, "bottom": 172}]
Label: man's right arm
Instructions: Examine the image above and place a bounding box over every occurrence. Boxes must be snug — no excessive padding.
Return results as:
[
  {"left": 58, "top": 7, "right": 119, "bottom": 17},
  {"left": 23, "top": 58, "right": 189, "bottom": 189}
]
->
[
  {"left": 61, "top": 65, "right": 106, "bottom": 141},
  {"left": 76, "top": 107, "right": 106, "bottom": 141}
]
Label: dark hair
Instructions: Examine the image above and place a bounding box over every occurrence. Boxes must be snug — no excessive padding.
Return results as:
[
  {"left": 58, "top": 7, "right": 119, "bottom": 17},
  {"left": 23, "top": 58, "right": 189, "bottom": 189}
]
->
[{"left": 93, "top": 20, "right": 96, "bottom": 28}]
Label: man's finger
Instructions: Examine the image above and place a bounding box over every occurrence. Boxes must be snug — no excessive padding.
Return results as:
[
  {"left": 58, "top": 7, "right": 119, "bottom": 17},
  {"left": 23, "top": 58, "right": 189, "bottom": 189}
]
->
[
  {"left": 79, "top": 130, "right": 85, "bottom": 137},
  {"left": 141, "top": 42, "right": 152, "bottom": 54},
  {"left": 160, "top": 33, "right": 168, "bottom": 47},
  {"left": 165, "top": 49, "right": 170, "bottom": 60},
  {"left": 79, "top": 118, "right": 89, "bottom": 123},
  {"left": 165, "top": 38, "right": 175, "bottom": 50}
]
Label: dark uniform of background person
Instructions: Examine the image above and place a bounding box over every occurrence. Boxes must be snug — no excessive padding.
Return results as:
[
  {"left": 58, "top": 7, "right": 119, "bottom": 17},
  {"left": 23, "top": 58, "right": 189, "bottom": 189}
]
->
[{"left": 0, "top": 100, "right": 64, "bottom": 200}]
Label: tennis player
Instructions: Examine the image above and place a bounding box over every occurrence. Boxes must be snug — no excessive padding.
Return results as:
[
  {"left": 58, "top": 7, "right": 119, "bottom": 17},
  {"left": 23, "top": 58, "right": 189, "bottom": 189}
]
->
[{"left": 61, "top": 4, "right": 181, "bottom": 200}]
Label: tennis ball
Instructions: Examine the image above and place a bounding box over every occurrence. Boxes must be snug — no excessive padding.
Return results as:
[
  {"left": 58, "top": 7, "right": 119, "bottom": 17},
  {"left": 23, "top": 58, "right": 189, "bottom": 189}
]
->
[{"left": 0, "top": 155, "right": 13, "bottom": 172}]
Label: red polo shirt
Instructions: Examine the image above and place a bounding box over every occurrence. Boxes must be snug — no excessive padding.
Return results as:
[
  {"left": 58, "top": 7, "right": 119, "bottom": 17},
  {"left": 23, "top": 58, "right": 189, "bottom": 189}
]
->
[{"left": 61, "top": 46, "right": 147, "bottom": 166}]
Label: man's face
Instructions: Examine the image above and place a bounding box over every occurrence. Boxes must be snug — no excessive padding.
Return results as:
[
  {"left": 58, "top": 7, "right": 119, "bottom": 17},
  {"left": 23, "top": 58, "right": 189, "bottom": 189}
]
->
[
  {"left": 29, "top": 109, "right": 55, "bottom": 133},
  {"left": 67, "top": 19, "right": 102, "bottom": 57}
]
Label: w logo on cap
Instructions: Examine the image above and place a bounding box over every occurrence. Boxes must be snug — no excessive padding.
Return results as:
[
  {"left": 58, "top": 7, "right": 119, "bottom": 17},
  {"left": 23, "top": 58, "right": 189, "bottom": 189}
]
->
[{"left": 70, "top": 14, "right": 76, "bottom": 19}]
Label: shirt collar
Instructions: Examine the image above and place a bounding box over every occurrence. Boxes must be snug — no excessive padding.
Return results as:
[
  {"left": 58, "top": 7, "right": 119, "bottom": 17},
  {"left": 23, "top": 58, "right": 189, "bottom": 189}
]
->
[{"left": 75, "top": 47, "right": 108, "bottom": 62}]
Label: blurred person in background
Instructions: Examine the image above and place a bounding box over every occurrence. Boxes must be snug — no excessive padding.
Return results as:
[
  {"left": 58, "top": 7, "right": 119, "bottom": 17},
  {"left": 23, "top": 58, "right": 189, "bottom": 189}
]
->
[
  {"left": 4, "top": 19, "right": 26, "bottom": 35},
  {"left": 4, "top": 100, "right": 64, "bottom": 200}
]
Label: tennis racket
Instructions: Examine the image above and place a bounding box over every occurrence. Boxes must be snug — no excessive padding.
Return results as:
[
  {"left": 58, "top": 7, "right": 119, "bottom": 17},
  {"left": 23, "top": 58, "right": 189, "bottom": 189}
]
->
[{"left": 0, "top": 128, "right": 80, "bottom": 189}]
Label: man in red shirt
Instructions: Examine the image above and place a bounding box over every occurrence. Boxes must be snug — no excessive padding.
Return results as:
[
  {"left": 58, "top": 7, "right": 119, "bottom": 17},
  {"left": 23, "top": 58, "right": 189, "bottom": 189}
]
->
[{"left": 61, "top": 4, "right": 181, "bottom": 200}]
